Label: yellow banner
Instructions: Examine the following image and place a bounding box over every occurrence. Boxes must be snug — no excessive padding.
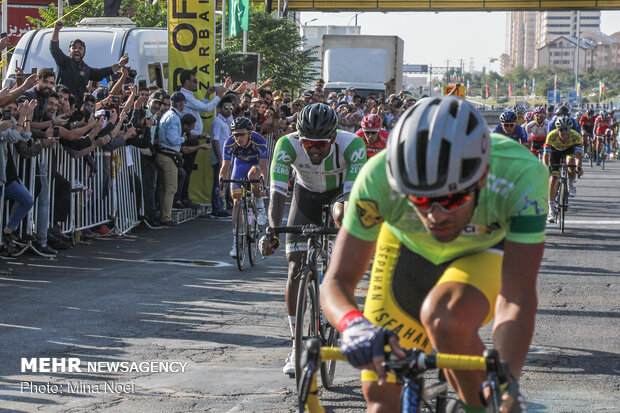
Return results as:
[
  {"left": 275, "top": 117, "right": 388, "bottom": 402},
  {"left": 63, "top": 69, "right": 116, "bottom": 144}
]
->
[
  {"left": 169, "top": 0, "right": 215, "bottom": 204},
  {"left": 443, "top": 84, "right": 466, "bottom": 98},
  {"left": 216, "top": 0, "right": 620, "bottom": 11}
]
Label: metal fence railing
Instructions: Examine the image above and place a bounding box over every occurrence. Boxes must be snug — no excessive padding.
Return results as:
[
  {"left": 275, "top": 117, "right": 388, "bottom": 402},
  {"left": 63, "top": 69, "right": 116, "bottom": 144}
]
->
[{"left": 1, "top": 143, "right": 146, "bottom": 255}]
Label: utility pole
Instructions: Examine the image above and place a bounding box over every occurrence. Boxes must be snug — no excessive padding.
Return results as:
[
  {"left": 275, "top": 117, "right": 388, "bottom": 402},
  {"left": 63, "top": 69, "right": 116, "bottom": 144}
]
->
[{"left": 574, "top": 10, "right": 581, "bottom": 95}]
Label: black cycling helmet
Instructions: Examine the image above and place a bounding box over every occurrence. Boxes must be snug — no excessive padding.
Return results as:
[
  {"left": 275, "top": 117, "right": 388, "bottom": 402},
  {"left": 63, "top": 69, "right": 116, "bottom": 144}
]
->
[
  {"left": 230, "top": 117, "right": 253, "bottom": 131},
  {"left": 587, "top": 109, "right": 594, "bottom": 116},
  {"left": 556, "top": 105, "right": 570, "bottom": 116},
  {"left": 500, "top": 111, "right": 517, "bottom": 123},
  {"left": 297, "top": 102, "right": 338, "bottom": 139}
]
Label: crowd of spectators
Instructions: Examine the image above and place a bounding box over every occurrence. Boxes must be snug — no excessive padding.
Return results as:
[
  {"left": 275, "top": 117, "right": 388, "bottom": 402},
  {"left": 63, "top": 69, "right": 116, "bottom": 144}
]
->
[{"left": 0, "top": 21, "right": 420, "bottom": 258}]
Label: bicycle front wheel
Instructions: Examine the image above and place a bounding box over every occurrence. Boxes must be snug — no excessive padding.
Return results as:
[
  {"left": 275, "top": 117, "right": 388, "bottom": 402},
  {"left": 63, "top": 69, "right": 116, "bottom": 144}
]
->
[
  {"left": 294, "top": 269, "right": 318, "bottom": 387},
  {"left": 320, "top": 325, "right": 339, "bottom": 390},
  {"left": 559, "top": 179, "right": 567, "bottom": 233},
  {"left": 248, "top": 207, "right": 259, "bottom": 266},
  {"left": 235, "top": 198, "right": 247, "bottom": 271}
]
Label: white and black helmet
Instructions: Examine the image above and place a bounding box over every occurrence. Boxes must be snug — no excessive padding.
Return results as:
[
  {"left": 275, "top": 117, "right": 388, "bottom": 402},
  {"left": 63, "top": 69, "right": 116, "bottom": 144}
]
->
[
  {"left": 297, "top": 102, "right": 339, "bottom": 140},
  {"left": 386, "top": 96, "right": 490, "bottom": 198}
]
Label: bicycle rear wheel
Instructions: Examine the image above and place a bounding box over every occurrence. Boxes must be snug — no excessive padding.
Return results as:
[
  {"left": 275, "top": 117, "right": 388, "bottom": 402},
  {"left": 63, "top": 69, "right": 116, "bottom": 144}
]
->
[
  {"left": 320, "top": 325, "right": 339, "bottom": 390},
  {"left": 602, "top": 150, "right": 606, "bottom": 169},
  {"left": 235, "top": 198, "right": 247, "bottom": 271},
  {"left": 294, "top": 269, "right": 318, "bottom": 387},
  {"left": 559, "top": 178, "right": 567, "bottom": 233},
  {"left": 248, "top": 205, "right": 259, "bottom": 266}
]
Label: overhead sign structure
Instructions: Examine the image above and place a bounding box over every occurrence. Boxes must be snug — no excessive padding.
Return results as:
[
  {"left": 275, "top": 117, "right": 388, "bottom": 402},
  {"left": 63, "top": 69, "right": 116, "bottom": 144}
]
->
[
  {"left": 215, "top": 0, "right": 620, "bottom": 11},
  {"left": 169, "top": 0, "right": 216, "bottom": 203},
  {"left": 404, "top": 64, "right": 428, "bottom": 73}
]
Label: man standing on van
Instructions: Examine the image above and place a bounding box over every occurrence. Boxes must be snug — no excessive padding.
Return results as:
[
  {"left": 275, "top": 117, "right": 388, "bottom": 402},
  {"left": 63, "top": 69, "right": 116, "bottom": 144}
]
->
[{"left": 50, "top": 21, "right": 129, "bottom": 107}]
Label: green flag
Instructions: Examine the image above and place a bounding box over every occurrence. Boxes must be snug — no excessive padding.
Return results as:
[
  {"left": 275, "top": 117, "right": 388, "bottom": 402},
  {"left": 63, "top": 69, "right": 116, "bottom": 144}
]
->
[{"left": 229, "top": 0, "right": 249, "bottom": 37}]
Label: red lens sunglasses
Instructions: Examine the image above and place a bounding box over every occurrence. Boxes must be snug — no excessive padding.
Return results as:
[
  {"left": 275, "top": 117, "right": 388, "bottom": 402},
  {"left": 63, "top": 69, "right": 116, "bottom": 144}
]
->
[
  {"left": 408, "top": 188, "right": 475, "bottom": 213},
  {"left": 299, "top": 138, "right": 331, "bottom": 150}
]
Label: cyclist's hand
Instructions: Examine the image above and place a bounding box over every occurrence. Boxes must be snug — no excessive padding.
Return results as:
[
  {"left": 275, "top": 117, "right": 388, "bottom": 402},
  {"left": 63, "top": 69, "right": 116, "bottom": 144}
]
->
[
  {"left": 259, "top": 234, "right": 280, "bottom": 256},
  {"left": 481, "top": 375, "right": 526, "bottom": 413},
  {"left": 340, "top": 316, "right": 406, "bottom": 384}
]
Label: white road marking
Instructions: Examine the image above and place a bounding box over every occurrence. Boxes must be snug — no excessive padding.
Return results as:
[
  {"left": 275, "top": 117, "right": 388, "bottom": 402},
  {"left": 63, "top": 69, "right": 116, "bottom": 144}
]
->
[{"left": 564, "top": 220, "right": 620, "bottom": 225}]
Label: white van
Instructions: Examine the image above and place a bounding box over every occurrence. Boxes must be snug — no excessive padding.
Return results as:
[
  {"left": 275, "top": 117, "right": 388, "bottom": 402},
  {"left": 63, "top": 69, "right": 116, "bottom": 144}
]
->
[{"left": 5, "top": 17, "right": 168, "bottom": 90}]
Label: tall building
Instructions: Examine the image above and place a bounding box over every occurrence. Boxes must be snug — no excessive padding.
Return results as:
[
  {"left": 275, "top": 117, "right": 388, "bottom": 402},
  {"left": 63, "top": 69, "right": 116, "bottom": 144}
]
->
[
  {"left": 507, "top": 11, "right": 537, "bottom": 70},
  {"left": 536, "top": 11, "right": 601, "bottom": 47},
  {"left": 506, "top": 11, "right": 601, "bottom": 71}
]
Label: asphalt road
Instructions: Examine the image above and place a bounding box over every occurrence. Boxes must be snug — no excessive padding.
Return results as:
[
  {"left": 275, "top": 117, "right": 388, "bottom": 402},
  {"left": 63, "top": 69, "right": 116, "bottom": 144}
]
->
[{"left": 0, "top": 159, "right": 618, "bottom": 413}]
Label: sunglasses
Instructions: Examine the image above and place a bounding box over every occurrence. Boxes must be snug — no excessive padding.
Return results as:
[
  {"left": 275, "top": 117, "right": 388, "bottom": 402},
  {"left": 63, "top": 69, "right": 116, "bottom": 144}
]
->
[
  {"left": 408, "top": 189, "right": 475, "bottom": 213},
  {"left": 364, "top": 131, "right": 379, "bottom": 135},
  {"left": 299, "top": 138, "right": 331, "bottom": 150},
  {"left": 502, "top": 123, "right": 516, "bottom": 127},
  {"left": 558, "top": 127, "right": 570, "bottom": 132},
  {"left": 232, "top": 131, "right": 248, "bottom": 137}
]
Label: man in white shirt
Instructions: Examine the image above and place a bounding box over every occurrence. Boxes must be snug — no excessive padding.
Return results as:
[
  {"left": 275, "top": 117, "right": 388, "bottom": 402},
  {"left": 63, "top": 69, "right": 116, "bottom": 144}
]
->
[
  {"left": 179, "top": 69, "right": 231, "bottom": 135},
  {"left": 179, "top": 70, "right": 230, "bottom": 207},
  {"left": 210, "top": 96, "right": 236, "bottom": 217}
]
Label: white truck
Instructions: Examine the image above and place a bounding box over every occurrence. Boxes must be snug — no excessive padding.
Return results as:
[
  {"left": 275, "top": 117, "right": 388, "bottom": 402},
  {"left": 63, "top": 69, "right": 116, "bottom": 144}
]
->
[
  {"left": 321, "top": 34, "right": 404, "bottom": 98},
  {"left": 4, "top": 17, "right": 168, "bottom": 90}
]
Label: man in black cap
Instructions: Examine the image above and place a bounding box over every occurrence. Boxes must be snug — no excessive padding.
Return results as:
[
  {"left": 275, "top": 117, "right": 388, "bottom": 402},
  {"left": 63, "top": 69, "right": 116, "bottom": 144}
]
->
[{"left": 50, "top": 20, "right": 129, "bottom": 107}]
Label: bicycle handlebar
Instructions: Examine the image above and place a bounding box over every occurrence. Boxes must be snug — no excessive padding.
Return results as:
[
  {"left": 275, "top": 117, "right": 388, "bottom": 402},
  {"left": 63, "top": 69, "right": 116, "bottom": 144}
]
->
[
  {"left": 266, "top": 225, "right": 339, "bottom": 236},
  {"left": 319, "top": 344, "right": 488, "bottom": 372}
]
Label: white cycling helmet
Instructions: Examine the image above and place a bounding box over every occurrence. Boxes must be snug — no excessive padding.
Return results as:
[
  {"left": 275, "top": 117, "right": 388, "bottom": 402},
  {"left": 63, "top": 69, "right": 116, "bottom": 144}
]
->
[{"left": 386, "top": 96, "right": 490, "bottom": 198}]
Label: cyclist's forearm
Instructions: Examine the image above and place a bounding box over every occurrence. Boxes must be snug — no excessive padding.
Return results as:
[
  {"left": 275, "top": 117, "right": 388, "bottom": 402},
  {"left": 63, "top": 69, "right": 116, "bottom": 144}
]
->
[
  {"left": 493, "top": 295, "right": 537, "bottom": 380},
  {"left": 494, "top": 241, "right": 543, "bottom": 380},
  {"left": 268, "top": 192, "right": 287, "bottom": 228}
]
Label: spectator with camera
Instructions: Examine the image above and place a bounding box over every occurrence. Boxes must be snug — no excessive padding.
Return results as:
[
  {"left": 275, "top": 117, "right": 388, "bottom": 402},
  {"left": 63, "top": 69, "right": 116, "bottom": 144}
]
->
[
  {"left": 154, "top": 91, "right": 187, "bottom": 228},
  {"left": 0, "top": 100, "right": 43, "bottom": 256},
  {"left": 50, "top": 20, "right": 129, "bottom": 107}
]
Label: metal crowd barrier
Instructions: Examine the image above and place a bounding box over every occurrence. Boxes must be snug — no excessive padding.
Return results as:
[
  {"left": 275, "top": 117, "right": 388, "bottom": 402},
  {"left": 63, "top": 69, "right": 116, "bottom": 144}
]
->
[{"left": 1, "top": 142, "right": 146, "bottom": 253}]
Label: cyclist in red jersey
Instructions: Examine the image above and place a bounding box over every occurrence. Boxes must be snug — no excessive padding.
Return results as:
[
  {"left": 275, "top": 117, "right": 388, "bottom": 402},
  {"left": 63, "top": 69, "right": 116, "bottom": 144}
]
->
[
  {"left": 355, "top": 113, "right": 389, "bottom": 158},
  {"left": 594, "top": 111, "right": 611, "bottom": 164},
  {"left": 579, "top": 109, "right": 596, "bottom": 158},
  {"left": 525, "top": 106, "right": 548, "bottom": 157}
]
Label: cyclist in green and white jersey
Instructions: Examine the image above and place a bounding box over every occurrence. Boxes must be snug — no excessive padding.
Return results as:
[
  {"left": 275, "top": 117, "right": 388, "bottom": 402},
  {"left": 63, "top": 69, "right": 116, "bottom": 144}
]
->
[{"left": 259, "top": 102, "right": 366, "bottom": 375}]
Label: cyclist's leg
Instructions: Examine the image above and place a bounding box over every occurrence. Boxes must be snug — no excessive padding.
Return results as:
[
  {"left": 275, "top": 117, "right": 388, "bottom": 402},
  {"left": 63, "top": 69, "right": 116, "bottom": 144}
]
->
[
  {"left": 420, "top": 246, "right": 503, "bottom": 407},
  {"left": 230, "top": 163, "right": 252, "bottom": 248},
  {"left": 548, "top": 150, "right": 561, "bottom": 205}
]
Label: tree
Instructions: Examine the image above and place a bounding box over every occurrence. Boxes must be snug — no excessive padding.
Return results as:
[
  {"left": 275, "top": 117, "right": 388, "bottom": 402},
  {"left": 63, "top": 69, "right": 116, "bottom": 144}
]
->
[
  {"left": 215, "top": 6, "right": 318, "bottom": 92},
  {"left": 27, "top": 0, "right": 167, "bottom": 29}
]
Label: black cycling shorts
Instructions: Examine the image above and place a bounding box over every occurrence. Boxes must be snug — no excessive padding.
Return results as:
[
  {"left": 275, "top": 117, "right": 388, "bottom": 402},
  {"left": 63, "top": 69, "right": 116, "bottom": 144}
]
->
[{"left": 285, "top": 184, "right": 341, "bottom": 253}]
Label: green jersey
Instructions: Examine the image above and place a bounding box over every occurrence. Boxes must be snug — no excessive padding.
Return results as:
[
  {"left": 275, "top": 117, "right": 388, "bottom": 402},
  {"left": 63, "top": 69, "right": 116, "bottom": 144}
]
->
[
  {"left": 270, "top": 131, "right": 367, "bottom": 196},
  {"left": 344, "top": 134, "right": 549, "bottom": 265}
]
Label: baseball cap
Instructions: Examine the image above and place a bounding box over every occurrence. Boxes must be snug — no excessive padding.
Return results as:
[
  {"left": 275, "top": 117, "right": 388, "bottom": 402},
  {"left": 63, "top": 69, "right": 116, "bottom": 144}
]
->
[
  {"left": 302, "top": 91, "right": 314, "bottom": 98},
  {"left": 149, "top": 91, "right": 165, "bottom": 102},
  {"left": 170, "top": 91, "right": 186, "bottom": 103}
]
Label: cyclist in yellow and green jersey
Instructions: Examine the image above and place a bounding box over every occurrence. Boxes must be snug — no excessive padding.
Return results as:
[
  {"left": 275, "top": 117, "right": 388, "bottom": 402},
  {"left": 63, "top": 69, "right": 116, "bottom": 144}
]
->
[{"left": 321, "top": 96, "right": 547, "bottom": 413}]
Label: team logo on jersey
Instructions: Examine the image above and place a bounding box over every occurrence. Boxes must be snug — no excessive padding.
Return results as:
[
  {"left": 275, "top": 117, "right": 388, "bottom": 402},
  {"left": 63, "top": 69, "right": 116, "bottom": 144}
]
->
[
  {"left": 350, "top": 148, "right": 366, "bottom": 163},
  {"left": 356, "top": 199, "right": 384, "bottom": 228},
  {"left": 275, "top": 150, "right": 291, "bottom": 163}
]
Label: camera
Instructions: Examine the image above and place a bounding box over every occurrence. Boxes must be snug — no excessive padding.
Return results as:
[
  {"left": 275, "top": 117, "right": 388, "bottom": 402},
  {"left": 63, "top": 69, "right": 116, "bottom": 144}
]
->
[
  {"left": 127, "top": 68, "right": 137, "bottom": 78},
  {"left": 53, "top": 127, "right": 60, "bottom": 138},
  {"left": 112, "top": 95, "right": 121, "bottom": 105},
  {"left": 3, "top": 109, "right": 12, "bottom": 120}
]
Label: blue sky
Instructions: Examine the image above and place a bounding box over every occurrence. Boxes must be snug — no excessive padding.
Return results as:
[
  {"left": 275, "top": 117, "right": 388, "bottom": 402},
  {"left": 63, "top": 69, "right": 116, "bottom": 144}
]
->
[{"left": 301, "top": 10, "right": 620, "bottom": 73}]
